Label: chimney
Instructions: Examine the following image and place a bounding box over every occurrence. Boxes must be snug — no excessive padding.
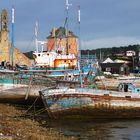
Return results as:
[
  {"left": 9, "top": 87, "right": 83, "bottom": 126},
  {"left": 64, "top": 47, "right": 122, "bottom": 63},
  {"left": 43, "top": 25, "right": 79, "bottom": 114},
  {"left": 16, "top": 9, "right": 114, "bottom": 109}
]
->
[{"left": 52, "top": 27, "right": 56, "bottom": 37}]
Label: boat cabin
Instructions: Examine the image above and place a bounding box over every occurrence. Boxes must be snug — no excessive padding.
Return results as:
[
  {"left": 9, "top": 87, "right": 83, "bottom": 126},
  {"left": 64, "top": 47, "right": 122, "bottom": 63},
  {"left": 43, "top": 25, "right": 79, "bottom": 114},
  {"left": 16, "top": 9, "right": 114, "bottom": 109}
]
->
[{"left": 118, "top": 83, "right": 140, "bottom": 93}]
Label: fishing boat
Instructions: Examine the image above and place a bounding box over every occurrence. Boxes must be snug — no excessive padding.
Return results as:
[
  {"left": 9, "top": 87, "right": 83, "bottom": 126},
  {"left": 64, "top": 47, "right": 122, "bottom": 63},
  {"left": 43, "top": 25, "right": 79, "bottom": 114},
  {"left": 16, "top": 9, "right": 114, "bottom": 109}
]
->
[
  {"left": 32, "top": 0, "right": 98, "bottom": 81},
  {"left": 33, "top": 1, "right": 77, "bottom": 70},
  {"left": 0, "top": 7, "right": 45, "bottom": 103},
  {"left": 39, "top": 82, "right": 140, "bottom": 119},
  {"left": 39, "top": 1, "right": 140, "bottom": 119},
  {"left": 33, "top": 47, "right": 77, "bottom": 70}
]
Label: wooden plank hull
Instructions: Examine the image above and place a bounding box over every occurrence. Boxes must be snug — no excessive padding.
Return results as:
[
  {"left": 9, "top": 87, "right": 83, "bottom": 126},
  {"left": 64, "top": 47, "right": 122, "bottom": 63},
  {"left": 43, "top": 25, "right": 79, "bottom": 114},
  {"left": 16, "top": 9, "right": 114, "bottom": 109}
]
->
[
  {"left": 40, "top": 89, "right": 140, "bottom": 119},
  {"left": 0, "top": 86, "right": 43, "bottom": 105}
]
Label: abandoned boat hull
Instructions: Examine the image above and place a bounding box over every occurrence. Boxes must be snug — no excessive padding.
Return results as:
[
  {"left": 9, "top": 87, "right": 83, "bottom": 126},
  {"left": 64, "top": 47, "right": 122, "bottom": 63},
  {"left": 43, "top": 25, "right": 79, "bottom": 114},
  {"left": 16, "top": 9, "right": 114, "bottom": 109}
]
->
[{"left": 40, "top": 88, "right": 140, "bottom": 119}]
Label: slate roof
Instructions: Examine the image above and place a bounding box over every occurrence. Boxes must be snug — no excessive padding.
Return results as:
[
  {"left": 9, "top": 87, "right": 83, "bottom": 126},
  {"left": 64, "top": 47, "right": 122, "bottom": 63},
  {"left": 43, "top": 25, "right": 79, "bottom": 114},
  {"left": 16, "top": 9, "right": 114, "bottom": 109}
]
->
[{"left": 47, "top": 27, "right": 77, "bottom": 39}]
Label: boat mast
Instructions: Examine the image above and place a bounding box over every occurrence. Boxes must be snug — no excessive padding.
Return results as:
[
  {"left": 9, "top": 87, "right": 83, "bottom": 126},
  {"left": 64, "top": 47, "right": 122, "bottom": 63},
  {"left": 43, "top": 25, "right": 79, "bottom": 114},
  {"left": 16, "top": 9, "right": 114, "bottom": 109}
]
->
[
  {"left": 34, "top": 22, "right": 47, "bottom": 53},
  {"left": 35, "top": 21, "right": 38, "bottom": 53},
  {"left": 77, "top": 4, "right": 83, "bottom": 88},
  {"left": 65, "top": 0, "right": 72, "bottom": 55},
  {"left": 11, "top": 7, "right": 14, "bottom": 67},
  {"left": 78, "top": 5, "right": 81, "bottom": 60}
]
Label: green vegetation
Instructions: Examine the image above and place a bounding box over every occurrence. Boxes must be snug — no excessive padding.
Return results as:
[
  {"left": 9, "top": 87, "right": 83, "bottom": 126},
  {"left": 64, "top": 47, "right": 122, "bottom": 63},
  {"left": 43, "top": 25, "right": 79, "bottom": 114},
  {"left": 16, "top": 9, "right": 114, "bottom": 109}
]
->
[
  {"left": 81, "top": 44, "right": 140, "bottom": 60},
  {"left": 24, "top": 44, "right": 140, "bottom": 62}
]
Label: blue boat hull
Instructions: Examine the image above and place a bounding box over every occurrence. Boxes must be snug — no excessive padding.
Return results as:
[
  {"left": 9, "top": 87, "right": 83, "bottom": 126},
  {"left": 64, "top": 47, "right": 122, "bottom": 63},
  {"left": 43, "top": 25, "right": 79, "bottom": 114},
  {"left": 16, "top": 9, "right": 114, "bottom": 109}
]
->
[{"left": 41, "top": 91, "right": 140, "bottom": 119}]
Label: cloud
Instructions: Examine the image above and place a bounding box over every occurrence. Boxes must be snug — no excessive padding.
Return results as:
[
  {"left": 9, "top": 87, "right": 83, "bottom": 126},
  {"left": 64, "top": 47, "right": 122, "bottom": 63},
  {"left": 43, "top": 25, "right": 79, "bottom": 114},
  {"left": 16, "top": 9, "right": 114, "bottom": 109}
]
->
[
  {"left": 2, "top": 0, "right": 140, "bottom": 52},
  {"left": 81, "top": 36, "right": 140, "bottom": 50}
]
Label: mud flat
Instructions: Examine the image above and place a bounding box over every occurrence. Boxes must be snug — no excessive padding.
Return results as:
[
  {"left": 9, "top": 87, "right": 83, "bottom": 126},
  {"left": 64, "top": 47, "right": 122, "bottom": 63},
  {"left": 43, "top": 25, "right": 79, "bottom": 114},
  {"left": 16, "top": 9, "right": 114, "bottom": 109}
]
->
[
  {"left": 0, "top": 104, "right": 75, "bottom": 140},
  {"left": 0, "top": 94, "right": 44, "bottom": 107}
]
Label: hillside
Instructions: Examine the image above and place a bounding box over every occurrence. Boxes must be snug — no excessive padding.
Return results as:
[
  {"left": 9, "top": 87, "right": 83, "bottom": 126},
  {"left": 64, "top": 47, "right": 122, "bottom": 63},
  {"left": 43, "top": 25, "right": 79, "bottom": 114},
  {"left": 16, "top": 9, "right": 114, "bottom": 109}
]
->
[
  {"left": 81, "top": 44, "right": 140, "bottom": 61},
  {"left": 24, "top": 44, "right": 140, "bottom": 62}
]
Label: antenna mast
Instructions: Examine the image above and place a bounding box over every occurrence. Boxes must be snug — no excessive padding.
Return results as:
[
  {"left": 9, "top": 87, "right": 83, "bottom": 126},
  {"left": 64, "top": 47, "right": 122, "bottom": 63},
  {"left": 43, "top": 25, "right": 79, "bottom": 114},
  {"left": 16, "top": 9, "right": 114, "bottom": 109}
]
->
[{"left": 65, "top": 0, "right": 72, "bottom": 55}]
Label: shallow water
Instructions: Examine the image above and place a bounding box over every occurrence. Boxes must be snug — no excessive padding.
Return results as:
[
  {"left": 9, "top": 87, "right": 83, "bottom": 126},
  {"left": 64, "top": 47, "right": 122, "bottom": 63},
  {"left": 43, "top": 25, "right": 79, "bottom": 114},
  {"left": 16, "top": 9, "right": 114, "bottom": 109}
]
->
[{"left": 48, "top": 119, "right": 140, "bottom": 140}]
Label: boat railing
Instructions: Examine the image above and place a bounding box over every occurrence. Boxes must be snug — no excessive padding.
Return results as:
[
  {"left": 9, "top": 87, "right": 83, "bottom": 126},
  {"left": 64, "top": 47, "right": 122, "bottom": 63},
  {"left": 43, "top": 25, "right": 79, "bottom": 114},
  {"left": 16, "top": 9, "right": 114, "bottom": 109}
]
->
[
  {"left": 41, "top": 87, "right": 140, "bottom": 98},
  {"left": 43, "top": 88, "right": 110, "bottom": 95}
]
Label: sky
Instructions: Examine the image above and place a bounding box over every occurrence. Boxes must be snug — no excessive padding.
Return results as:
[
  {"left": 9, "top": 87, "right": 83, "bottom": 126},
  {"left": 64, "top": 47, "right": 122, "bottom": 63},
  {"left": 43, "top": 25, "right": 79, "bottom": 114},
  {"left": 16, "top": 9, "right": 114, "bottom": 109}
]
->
[{"left": 1, "top": 0, "right": 140, "bottom": 52}]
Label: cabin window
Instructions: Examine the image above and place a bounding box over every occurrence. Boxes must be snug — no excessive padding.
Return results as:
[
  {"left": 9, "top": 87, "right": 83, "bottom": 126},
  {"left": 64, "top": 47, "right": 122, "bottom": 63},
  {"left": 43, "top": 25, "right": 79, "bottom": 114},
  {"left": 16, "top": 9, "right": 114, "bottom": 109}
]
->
[{"left": 106, "top": 67, "right": 111, "bottom": 72}]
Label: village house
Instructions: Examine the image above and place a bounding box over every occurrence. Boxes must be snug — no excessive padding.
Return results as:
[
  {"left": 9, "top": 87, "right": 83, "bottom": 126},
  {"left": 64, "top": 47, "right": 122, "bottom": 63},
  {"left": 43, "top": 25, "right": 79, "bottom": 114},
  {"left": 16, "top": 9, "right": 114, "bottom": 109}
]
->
[
  {"left": 100, "top": 57, "right": 130, "bottom": 75},
  {"left": 100, "top": 63, "right": 130, "bottom": 75}
]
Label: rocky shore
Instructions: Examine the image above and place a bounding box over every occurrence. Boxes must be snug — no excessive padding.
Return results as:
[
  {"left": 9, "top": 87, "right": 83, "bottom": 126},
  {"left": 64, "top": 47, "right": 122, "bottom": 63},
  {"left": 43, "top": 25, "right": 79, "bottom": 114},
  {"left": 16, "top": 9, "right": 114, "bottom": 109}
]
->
[{"left": 0, "top": 104, "right": 75, "bottom": 140}]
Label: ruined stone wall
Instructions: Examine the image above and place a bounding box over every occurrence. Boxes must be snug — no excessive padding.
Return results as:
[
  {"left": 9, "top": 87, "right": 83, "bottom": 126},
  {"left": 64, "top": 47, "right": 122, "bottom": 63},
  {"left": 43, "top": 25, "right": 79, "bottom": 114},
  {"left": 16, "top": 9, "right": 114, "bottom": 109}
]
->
[
  {"left": 0, "top": 31, "right": 31, "bottom": 66},
  {"left": 0, "top": 9, "right": 31, "bottom": 66},
  {"left": 14, "top": 47, "right": 31, "bottom": 66}
]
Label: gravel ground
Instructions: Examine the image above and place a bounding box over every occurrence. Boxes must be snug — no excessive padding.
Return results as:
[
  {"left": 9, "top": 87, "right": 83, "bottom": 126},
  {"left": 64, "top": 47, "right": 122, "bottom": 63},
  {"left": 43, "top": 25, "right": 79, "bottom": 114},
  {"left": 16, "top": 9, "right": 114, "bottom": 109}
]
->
[{"left": 0, "top": 104, "right": 75, "bottom": 140}]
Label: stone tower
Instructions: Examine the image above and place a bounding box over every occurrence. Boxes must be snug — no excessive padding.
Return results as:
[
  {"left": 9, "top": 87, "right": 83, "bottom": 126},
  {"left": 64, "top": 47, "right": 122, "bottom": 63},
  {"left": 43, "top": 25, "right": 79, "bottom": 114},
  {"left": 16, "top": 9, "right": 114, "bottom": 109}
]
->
[
  {"left": 47, "top": 27, "right": 78, "bottom": 57},
  {"left": 1, "top": 9, "right": 9, "bottom": 32},
  {"left": 0, "top": 9, "right": 31, "bottom": 66},
  {"left": 0, "top": 9, "right": 11, "bottom": 63}
]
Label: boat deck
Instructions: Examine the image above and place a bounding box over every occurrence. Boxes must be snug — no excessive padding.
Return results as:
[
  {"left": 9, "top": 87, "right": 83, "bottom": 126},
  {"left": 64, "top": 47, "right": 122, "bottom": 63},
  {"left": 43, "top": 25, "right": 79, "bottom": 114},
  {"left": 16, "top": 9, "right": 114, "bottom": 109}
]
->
[
  {"left": 0, "top": 86, "right": 44, "bottom": 105},
  {"left": 42, "top": 88, "right": 140, "bottom": 99}
]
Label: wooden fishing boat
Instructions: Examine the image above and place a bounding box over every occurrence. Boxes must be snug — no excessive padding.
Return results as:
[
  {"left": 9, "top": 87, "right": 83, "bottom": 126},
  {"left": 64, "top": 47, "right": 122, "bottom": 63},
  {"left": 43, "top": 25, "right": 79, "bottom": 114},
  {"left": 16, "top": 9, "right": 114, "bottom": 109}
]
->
[
  {"left": 0, "top": 70, "right": 57, "bottom": 105},
  {"left": 38, "top": 0, "right": 140, "bottom": 119},
  {"left": 39, "top": 85, "right": 140, "bottom": 119}
]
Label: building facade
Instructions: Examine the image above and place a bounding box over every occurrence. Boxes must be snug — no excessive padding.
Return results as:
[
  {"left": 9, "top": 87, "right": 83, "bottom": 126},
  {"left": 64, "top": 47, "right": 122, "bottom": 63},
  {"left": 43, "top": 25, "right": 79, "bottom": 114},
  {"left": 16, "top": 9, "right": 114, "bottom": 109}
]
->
[
  {"left": 100, "top": 63, "right": 130, "bottom": 75},
  {"left": 47, "top": 27, "right": 78, "bottom": 57},
  {"left": 0, "top": 9, "right": 31, "bottom": 66}
]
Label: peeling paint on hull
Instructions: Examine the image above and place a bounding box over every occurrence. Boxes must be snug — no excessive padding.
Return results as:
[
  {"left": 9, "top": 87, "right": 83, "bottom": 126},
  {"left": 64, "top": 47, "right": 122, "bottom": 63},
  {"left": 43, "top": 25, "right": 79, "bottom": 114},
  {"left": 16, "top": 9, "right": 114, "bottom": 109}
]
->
[{"left": 40, "top": 89, "right": 140, "bottom": 119}]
